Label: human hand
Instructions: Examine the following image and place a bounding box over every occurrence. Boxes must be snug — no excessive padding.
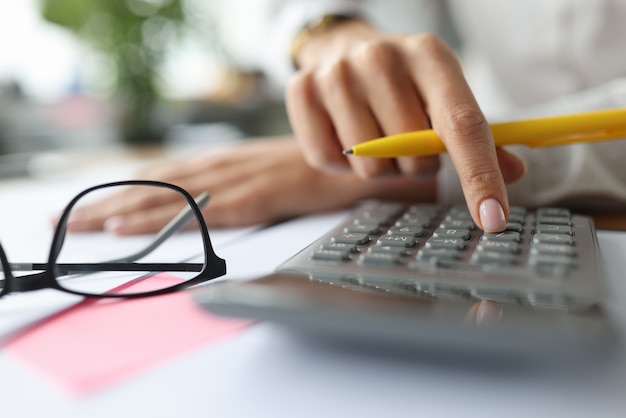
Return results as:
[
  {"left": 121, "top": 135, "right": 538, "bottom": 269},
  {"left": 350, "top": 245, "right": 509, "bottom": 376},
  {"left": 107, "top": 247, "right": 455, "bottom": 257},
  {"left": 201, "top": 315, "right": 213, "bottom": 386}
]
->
[
  {"left": 286, "top": 20, "right": 526, "bottom": 232},
  {"left": 64, "top": 136, "right": 436, "bottom": 235}
]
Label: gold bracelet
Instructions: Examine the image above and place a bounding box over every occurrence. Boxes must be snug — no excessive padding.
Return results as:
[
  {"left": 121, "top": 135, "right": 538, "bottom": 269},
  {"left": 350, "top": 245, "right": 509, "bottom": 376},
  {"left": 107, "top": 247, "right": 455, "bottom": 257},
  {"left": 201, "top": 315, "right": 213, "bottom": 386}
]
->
[{"left": 289, "top": 14, "right": 357, "bottom": 70}]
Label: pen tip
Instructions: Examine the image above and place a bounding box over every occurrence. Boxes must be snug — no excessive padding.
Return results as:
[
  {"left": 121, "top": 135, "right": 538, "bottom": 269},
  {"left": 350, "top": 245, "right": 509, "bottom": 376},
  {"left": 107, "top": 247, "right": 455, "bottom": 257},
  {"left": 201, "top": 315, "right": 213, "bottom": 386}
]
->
[{"left": 342, "top": 149, "right": 353, "bottom": 155}]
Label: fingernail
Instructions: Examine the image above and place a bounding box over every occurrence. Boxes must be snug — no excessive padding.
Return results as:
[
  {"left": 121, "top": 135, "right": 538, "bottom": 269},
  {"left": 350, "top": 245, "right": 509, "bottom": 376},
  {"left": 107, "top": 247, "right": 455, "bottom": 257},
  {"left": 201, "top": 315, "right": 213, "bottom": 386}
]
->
[
  {"left": 479, "top": 198, "right": 506, "bottom": 233},
  {"left": 104, "top": 216, "right": 127, "bottom": 234}
]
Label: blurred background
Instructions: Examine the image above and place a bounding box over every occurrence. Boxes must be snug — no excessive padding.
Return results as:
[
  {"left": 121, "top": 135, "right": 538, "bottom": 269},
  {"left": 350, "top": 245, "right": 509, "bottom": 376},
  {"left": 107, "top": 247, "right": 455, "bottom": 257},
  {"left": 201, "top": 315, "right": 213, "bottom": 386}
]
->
[{"left": 0, "top": 0, "right": 291, "bottom": 177}]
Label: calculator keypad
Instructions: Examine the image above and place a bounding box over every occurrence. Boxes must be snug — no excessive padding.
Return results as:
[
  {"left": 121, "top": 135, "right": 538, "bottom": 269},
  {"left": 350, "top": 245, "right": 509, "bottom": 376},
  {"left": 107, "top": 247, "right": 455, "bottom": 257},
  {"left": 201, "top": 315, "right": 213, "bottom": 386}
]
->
[{"left": 278, "top": 202, "right": 604, "bottom": 310}]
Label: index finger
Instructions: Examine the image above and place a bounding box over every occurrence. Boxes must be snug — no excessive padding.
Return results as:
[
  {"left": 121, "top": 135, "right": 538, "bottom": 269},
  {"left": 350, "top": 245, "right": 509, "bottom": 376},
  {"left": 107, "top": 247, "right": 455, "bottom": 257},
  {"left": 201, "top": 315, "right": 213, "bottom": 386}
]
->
[{"left": 403, "top": 35, "right": 508, "bottom": 232}]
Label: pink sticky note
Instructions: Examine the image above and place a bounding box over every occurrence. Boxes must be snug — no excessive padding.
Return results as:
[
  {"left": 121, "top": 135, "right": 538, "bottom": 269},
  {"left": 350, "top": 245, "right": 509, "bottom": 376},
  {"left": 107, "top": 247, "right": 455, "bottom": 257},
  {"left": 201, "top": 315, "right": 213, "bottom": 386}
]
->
[{"left": 5, "top": 275, "right": 252, "bottom": 394}]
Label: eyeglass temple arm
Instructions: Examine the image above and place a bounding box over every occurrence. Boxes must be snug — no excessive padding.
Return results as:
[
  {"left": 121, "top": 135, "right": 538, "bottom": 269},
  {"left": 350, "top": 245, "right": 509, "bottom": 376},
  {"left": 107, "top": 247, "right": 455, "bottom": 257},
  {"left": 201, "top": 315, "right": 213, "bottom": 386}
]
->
[{"left": 102, "top": 192, "right": 210, "bottom": 264}]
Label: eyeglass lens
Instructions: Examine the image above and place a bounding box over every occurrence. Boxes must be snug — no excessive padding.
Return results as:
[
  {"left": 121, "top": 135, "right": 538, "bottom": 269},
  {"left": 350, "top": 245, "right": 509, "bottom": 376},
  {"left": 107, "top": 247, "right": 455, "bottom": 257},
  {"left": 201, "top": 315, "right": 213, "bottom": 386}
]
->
[{"left": 52, "top": 184, "right": 206, "bottom": 296}]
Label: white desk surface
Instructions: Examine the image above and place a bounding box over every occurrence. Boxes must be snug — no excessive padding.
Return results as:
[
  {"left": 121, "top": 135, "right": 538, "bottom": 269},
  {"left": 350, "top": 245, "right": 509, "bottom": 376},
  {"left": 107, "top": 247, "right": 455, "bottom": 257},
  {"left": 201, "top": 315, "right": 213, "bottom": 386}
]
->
[{"left": 0, "top": 151, "right": 625, "bottom": 418}]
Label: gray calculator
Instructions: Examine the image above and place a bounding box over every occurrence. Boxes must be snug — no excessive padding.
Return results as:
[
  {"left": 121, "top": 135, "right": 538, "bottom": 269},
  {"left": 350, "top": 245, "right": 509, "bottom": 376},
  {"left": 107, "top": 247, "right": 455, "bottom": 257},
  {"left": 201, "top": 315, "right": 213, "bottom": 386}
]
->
[
  {"left": 196, "top": 201, "right": 616, "bottom": 361},
  {"left": 277, "top": 201, "right": 605, "bottom": 310}
]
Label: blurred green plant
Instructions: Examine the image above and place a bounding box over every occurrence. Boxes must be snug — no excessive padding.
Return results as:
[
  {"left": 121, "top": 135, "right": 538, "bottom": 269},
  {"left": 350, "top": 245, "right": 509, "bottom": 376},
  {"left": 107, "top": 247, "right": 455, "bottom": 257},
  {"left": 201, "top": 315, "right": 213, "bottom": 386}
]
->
[{"left": 41, "top": 0, "right": 187, "bottom": 143}]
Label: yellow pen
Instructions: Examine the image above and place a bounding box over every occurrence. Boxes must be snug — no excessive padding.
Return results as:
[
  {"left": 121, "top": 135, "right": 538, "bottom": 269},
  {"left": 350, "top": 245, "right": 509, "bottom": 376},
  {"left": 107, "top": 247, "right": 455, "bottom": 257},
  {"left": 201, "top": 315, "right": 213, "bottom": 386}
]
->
[{"left": 343, "top": 108, "right": 626, "bottom": 157}]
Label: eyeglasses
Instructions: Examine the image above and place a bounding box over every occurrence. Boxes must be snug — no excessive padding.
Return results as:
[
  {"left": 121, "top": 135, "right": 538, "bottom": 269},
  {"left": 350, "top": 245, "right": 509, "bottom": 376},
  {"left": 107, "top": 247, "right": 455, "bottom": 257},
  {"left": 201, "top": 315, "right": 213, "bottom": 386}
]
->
[{"left": 0, "top": 180, "right": 226, "bottom": 299}]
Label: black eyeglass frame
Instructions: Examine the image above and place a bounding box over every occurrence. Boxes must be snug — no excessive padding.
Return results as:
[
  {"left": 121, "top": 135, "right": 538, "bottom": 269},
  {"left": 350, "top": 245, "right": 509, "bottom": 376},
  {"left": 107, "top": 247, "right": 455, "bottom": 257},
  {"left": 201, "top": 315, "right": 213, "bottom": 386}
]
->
[{"left": 0, "top": 180, "right": 226, "bottom": 299}]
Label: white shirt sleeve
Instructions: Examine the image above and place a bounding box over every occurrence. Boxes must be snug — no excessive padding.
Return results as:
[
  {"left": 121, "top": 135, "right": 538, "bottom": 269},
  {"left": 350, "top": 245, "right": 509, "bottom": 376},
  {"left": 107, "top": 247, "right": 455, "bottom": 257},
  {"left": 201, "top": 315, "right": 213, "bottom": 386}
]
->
[
  {"left": 259, "top": 0, "right": 367, "bottom": 95},
  {"left": 437, "top": 79, "right": 626, "bottom": 209},
  {"left": 437, "top": 0, "right": 626, "bottom": 210},
  {"left": 438, "top": 141, "right": 626, "bottom": 212}
]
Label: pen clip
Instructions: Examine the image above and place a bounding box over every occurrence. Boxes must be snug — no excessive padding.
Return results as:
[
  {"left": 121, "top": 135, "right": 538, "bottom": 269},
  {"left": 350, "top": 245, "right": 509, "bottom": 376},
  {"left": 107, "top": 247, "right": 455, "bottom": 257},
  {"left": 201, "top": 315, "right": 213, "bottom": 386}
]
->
[{"left": 526, "top": 128, "right": 626, "bottom": 148}]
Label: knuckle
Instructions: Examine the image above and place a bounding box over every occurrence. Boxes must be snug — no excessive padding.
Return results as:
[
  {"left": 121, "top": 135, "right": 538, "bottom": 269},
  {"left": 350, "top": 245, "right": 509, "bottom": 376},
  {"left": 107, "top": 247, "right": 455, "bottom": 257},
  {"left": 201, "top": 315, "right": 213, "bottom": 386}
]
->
[
  {"left": 462, "top": 167, "right": 503, "bottom": 190},
  {"left": 403, "top": 33, "right": 448, "bottom": 56},
  {"left": 318, "top": 58, "right": 352, "bottom": 91},
  {"left": 286, "top": 71, "right": 306, "bottom": 94},
  {"left": 354, "top": 40, "right": 396, "bottom": 68},
  {"left": 286, "top": 71, "right": 315, "bottom": 106},
  {"left": 354, "top": 41, "right": 404, "bottom": 85},
  {"left": 442, "top": 106, "right": 488, "bottom": 139}
]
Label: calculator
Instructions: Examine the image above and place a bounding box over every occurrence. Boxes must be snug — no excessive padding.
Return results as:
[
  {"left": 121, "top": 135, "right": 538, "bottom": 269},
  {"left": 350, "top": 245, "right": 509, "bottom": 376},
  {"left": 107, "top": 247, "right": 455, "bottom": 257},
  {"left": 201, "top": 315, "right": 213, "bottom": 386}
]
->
[
  {"left": 195, "top": 201, "right": 616, "bottom": 361},
  {"left": 276, "top": 201, "right": 605, "bottom": 310}
]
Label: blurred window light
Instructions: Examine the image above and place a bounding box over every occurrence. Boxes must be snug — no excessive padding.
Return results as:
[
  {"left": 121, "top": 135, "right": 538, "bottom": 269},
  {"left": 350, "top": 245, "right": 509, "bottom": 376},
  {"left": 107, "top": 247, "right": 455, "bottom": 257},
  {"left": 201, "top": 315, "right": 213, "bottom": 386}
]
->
[
  {"left": 0, "top": 0, "right": 269, "bottom": 103},
  {"left": 0, "top": 0, "right": 82, "bottom": 102}
]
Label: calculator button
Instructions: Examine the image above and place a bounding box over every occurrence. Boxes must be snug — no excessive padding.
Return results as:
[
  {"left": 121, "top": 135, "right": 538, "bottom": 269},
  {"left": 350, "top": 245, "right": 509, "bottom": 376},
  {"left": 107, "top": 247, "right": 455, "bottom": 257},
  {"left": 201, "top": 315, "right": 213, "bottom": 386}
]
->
[
  {"left": 425, "top": 237, "right": 466, "bottom": 250},
  {"left": 360, "top": 210, "right": 398, "bottom": 225},
  {"left": 395, "top": 219, "right": 430, "bottom": 229},
  {"left": 311, "top": 250, "right": 351, "bottom": 262},
  {"left": 331, "top": 233, "right": 370, "bottom": 245},
  {"left": 448, "top": 205, "right": 471, "bottom": 216},
  {"left": 536, "top": 208, "right": 571, "bottom": 217},
  {"left": 353, "top": 217, "right": 386, "bottom": 228},
  {"left": 371, "top": 203, "right": 405, "bottom": 216},
  {"left": 445, "top": 211, "right": 473, "bottom": 221},
  {"left": 432, "top": 228, "right": 471, "bottom": 240},
  {"left": 387, "top": 226, "right": 426, "bottom": 237},
  {"left": 369, "top": 245, "right": 411, "bottom": 256},
  {"left": 376, "top": 235, "right": 417, "bottom": 248},
  {"left": 507, "top": 213, "right": 525, "bottom": 224},
  {"left": 509, "top": 206, "right": 527, "bottom": 217},
  {"left": 439, "top": 219, "right": 476, "bottom": 230},
  {"left": 407, "top": 204, "right": 440, "bottom": 214},
  {"left": 530, "top": 243, "right": 576, "bottom": 256},
  {"left": 344, "top": 224, "right": 380, "bottom": 235},
  {"left": 416, "top": 248, "right": 462, "bottom": 261},
  {"left": 476, "top": 240, "right": 520, "bottom": 253},
  {"left": 320, "top": 242, "right": 358, "bottom": 252},
  {"left": 399, "top": 215, "right": 432, "bottom": 227},
  {"left": 357, "top": 252, "right": 403, "bottom": 266},
  {"left": 532, "top": 233, "right": 574, "bottom": 245},
  {"left": 352, "top": 218, "right": 384, "bottom": 228},
  {"left": 536, "top": 215, "right": 572, "bottom": 226},
  {"left": 504, "top": 221, "right": 524, "bottom": 233},
  {"left": 480, "top": 231, "right": 521, "bottom": 243},
  {"left": 534, "top": 224, "right": 573, "bottom": 235}
]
